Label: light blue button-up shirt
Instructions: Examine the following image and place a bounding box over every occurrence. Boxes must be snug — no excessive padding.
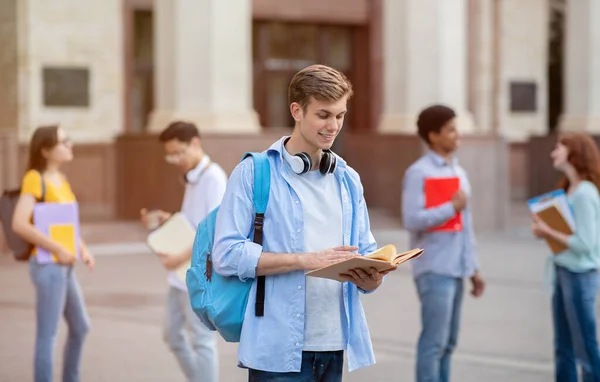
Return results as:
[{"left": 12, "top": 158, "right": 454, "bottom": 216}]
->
[
  {"left": 401, "top": 151, "right": 478, "bottom": 279},
  {"left": 212, "top": 137, "right": 378, "bottom": 373}
]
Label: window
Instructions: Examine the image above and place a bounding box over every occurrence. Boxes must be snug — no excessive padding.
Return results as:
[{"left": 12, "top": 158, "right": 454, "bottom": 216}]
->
[{"left": 131, "top": 10, "right": 154, "bottom": 132}]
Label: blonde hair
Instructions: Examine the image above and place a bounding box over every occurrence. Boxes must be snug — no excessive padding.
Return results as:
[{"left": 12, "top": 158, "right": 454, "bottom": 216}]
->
[{"left": 288, "top": 64, "right": 353, "bottom": 112}]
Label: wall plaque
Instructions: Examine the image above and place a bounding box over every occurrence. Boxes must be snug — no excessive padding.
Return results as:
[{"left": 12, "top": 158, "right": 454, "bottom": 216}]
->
[
  {"left": 43, "top": 67, "right": 89, "bottom": 107},
  {"left": 510, "top": 81, "right": 537, "bottom": 112}
]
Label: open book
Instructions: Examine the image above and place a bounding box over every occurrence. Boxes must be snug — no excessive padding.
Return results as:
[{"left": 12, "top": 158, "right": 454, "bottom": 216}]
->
[{"left": 305, "top": 245, "right": 424, "bottom": 282}]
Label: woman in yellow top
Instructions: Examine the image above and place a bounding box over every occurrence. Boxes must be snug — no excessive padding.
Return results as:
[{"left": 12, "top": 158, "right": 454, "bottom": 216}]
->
[{"left": 12, "top": 125, "right": 95, "bottom": 382}]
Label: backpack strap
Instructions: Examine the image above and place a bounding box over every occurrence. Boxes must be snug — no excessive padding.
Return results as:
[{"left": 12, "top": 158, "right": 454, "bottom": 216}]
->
[
  {"left": 40, "top": 176, "right": 46, "bottom": 202},
  {"left": 241, "top": 152, "right": 270, "bottom": 317},
  {"left": 35, "top": 170, "right": 46, "bottom": 203}
]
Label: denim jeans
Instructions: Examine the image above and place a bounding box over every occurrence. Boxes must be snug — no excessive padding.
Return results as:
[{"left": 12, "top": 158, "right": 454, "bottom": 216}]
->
[
  {"left": 415, "top": 273, "right": 464, "bottom": 382},
  {"left": 248, "top": 351, "right": 344, "bottom": 382},
  {"left": 29, "top": 259, "right": 90, "bottom": 382},
  {"left": 553, "top": 266, "right": 600, "bottom": 382},
  {"left": 164, "top": 286, "right": 219, "bottom": 382}
]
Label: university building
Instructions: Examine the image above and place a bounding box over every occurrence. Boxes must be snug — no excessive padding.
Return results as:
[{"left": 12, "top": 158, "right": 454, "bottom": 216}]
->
[{"left": 0, "top": 0, "right": 595, "bottom": 231}]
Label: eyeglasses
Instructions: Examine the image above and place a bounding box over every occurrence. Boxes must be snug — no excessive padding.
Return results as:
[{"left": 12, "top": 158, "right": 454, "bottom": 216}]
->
[{"left": 164, "top": 147, "right": 189, "bottom": 164}]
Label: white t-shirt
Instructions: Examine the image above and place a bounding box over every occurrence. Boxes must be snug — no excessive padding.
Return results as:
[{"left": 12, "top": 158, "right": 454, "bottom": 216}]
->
[
  {"left": 282, "top": 148, "right": 347, "bottom": 351},
  {"left": 168, "top": 155, "right": 228, "bottom": 291}
]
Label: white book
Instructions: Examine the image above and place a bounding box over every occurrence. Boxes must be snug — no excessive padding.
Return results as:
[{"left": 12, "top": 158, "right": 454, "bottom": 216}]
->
[{"left": 146, "top": 212, "right": 196, "bottom": 283}]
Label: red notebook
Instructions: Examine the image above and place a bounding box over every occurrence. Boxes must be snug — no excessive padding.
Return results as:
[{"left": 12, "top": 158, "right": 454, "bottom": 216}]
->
[{"left": 424, "top": 177, "right": 463, "bottom": 232}]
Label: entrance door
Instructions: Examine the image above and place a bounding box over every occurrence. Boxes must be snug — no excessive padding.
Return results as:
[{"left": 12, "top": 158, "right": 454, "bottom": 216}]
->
[{"left": 253, "top": 22, "right": 359, "bottom": 131}]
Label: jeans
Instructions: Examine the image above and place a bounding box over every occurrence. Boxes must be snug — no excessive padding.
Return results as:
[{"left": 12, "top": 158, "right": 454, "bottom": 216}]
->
[
  {"left": 164, "top": 286, "right": 219, "bottom": 382},
  {"left": 415, "top": 273, "right": 464, "bottom": 382},
  {"left": 248, "top": 351, "right": 344, "bottom": 382},
  {"left": 29, "top": 259, "right": 90, "bottom": 382},
  {"left": 553, "top": 266, "right": 600, "bottom": 382}
]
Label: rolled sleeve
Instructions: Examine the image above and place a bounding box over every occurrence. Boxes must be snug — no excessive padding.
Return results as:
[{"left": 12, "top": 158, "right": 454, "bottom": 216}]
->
[
  {"left": 212, "top": 158, "right": 263, "bottom": 282},
  {"left": 237, "top": 241, "right": 262, "bottom": 281}
]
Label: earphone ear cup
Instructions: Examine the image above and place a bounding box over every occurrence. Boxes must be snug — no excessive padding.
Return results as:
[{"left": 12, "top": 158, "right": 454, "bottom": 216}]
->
[
  {"left": 329, "top": 154, "right": 337, "bottom": 173},
  {"left": 295, "top": 152, "right": 312, "bottom": 174},
  {"left": 319, "top": 151, "right": 337, "bottom": 174}
]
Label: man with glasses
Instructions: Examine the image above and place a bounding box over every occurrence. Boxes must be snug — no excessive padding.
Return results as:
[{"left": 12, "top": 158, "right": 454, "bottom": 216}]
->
[{"left": 140, "top": 120, "right": 228, "bottom": 382}]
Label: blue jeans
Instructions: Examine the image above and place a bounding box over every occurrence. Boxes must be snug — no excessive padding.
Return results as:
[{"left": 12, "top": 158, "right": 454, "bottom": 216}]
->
[
  {"left": 248, "top": 351, "right": 344, "bottom": 382},
  {"left": 553, "top": 266, "right": 600, "bottom": 382},
  {"left": 164, "top": 286, "right": 219, "bottom": 382},
  {"left": 30, "top": 259, "right": 90, "bottom": 382},
  {"left": 415, "top": 273, "right": 464, "bottom": 382}
]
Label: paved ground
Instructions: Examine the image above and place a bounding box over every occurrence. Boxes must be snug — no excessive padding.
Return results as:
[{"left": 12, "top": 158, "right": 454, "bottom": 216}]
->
[{"left": 0, "top": 207, "right": 580, "bottom": 381}]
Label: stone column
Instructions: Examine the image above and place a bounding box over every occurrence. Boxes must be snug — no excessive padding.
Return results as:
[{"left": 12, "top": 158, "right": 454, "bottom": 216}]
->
[
  {"left": 378, "top": 0, "right": 475, "bottom": 134},
  {"left": 559, "top": 0, "right": 600, "bottom": 132},
  {"left": 468, "top": 0, "right": 496, "bottom": 135},
  {"left": 0, "top": 0, "right": 21, "bottom": 193},
  {"left": 148, "top": 0, "right": 260, "bottom": 133}
]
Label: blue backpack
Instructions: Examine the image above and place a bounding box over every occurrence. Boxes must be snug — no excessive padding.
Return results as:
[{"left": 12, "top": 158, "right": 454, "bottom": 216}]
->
[{"left": 186, "top": 152, "right": 270, "bottom": 343}]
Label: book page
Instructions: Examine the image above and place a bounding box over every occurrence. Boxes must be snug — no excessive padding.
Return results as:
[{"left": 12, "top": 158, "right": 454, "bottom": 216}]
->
[
  {"left": 393, "top": 248, "right": 424, "bottom": 265},
  {"left": 366, "top": 244, "right": 397, "bottom": 262}
]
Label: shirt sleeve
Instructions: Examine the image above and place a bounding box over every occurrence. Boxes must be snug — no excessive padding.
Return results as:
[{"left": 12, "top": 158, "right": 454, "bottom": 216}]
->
[
  {"left": 20, "top": 170, "right": 43, "bottom": 199},
  {"left": 358, "top": 197, "right": 379, "bottom": 295},
  {"left": 350, "top": 170, "right": 379, "bottom": 294},
  {"left": 401, "top": 166, "right": 457, "bottom": 232},
  {"left": 466, "top": 208, "right": 480, "bottom": 272},
  {"left": 212, "top": 158, "right": 263, "bottom": 282},
  {"left": 566, "top": 187, "right": 599, "bottom": 255}
]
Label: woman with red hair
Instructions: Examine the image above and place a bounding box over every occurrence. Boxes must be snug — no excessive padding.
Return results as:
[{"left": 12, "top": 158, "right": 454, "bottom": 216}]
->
[{"left": 532, "top": 132, "right": 600, "bottom": 381}]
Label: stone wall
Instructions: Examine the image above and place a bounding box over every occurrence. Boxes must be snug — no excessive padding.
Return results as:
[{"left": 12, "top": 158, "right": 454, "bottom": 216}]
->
[
  {"left": 16, "top": 0, "right": 123, "bottom": 143},
  {"left": 498, "top": 0, "right": 549, "bottom": 142}
]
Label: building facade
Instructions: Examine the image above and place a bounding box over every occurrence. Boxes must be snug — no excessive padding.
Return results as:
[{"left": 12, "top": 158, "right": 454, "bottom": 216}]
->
[{"left": 1, "top": 0, "right": 594, "bottom": 231}]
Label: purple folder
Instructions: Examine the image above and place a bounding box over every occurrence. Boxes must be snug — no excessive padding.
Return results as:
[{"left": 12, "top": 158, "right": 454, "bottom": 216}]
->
[{"left": 33, "top": 202, "right": 80, "bottom": 264}]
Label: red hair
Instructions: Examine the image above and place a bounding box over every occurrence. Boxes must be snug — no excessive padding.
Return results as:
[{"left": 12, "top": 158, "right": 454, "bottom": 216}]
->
[{"left": 557, "top": 132, "right": 600, "bottom": 192}]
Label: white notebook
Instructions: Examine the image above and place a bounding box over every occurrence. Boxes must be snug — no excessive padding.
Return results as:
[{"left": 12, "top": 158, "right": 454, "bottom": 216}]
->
[{"left": 146, "top": 212, "right": 196, "bottom": 283}]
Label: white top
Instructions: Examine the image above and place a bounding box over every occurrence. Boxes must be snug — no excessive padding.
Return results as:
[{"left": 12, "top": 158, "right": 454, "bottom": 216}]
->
[
  {"left": 169, "top": 155, "right": 228, "bottom": 290},
  {"left": 282, "top": 147, "right": 346, "bottom": 351}
]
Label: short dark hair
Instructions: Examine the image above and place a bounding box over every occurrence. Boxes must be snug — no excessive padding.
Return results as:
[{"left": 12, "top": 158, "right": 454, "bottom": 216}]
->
[
  {"left": 416, "top": 105, "right": 456, "bottom": 144},
  {"left": 159, "top": 121, "right": 200, "bottom": 143}
]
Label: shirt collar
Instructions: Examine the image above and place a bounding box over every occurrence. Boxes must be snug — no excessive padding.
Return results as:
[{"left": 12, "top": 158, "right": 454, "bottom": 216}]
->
[
  {"left": 185, "top": 155, "right": 211, "bottom": 184},
  {"left": 267, "top": 136, "right": 347, "bottom": 172},
  {"left": 427, "top": 150, "right": 458, "bottom": 167},
  {"left": 281, "top": 141, "right": 297, "bottom": 170}
]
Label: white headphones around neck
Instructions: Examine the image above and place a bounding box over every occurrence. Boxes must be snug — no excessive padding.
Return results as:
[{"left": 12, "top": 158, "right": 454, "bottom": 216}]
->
[{"left": 285, "top": 138, "right": 337, "bottom": 175}]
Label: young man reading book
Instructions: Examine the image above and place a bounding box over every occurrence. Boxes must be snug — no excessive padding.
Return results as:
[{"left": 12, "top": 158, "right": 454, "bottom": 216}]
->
[
  {"left": 212, "top": 64, "right": 392, "bottom": 381},
  {"left": 140, "top": 121, "right": 228, "bottom": 382},
  {"left": 401, "top": 105, "right": 486, "bottom": 382}
]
